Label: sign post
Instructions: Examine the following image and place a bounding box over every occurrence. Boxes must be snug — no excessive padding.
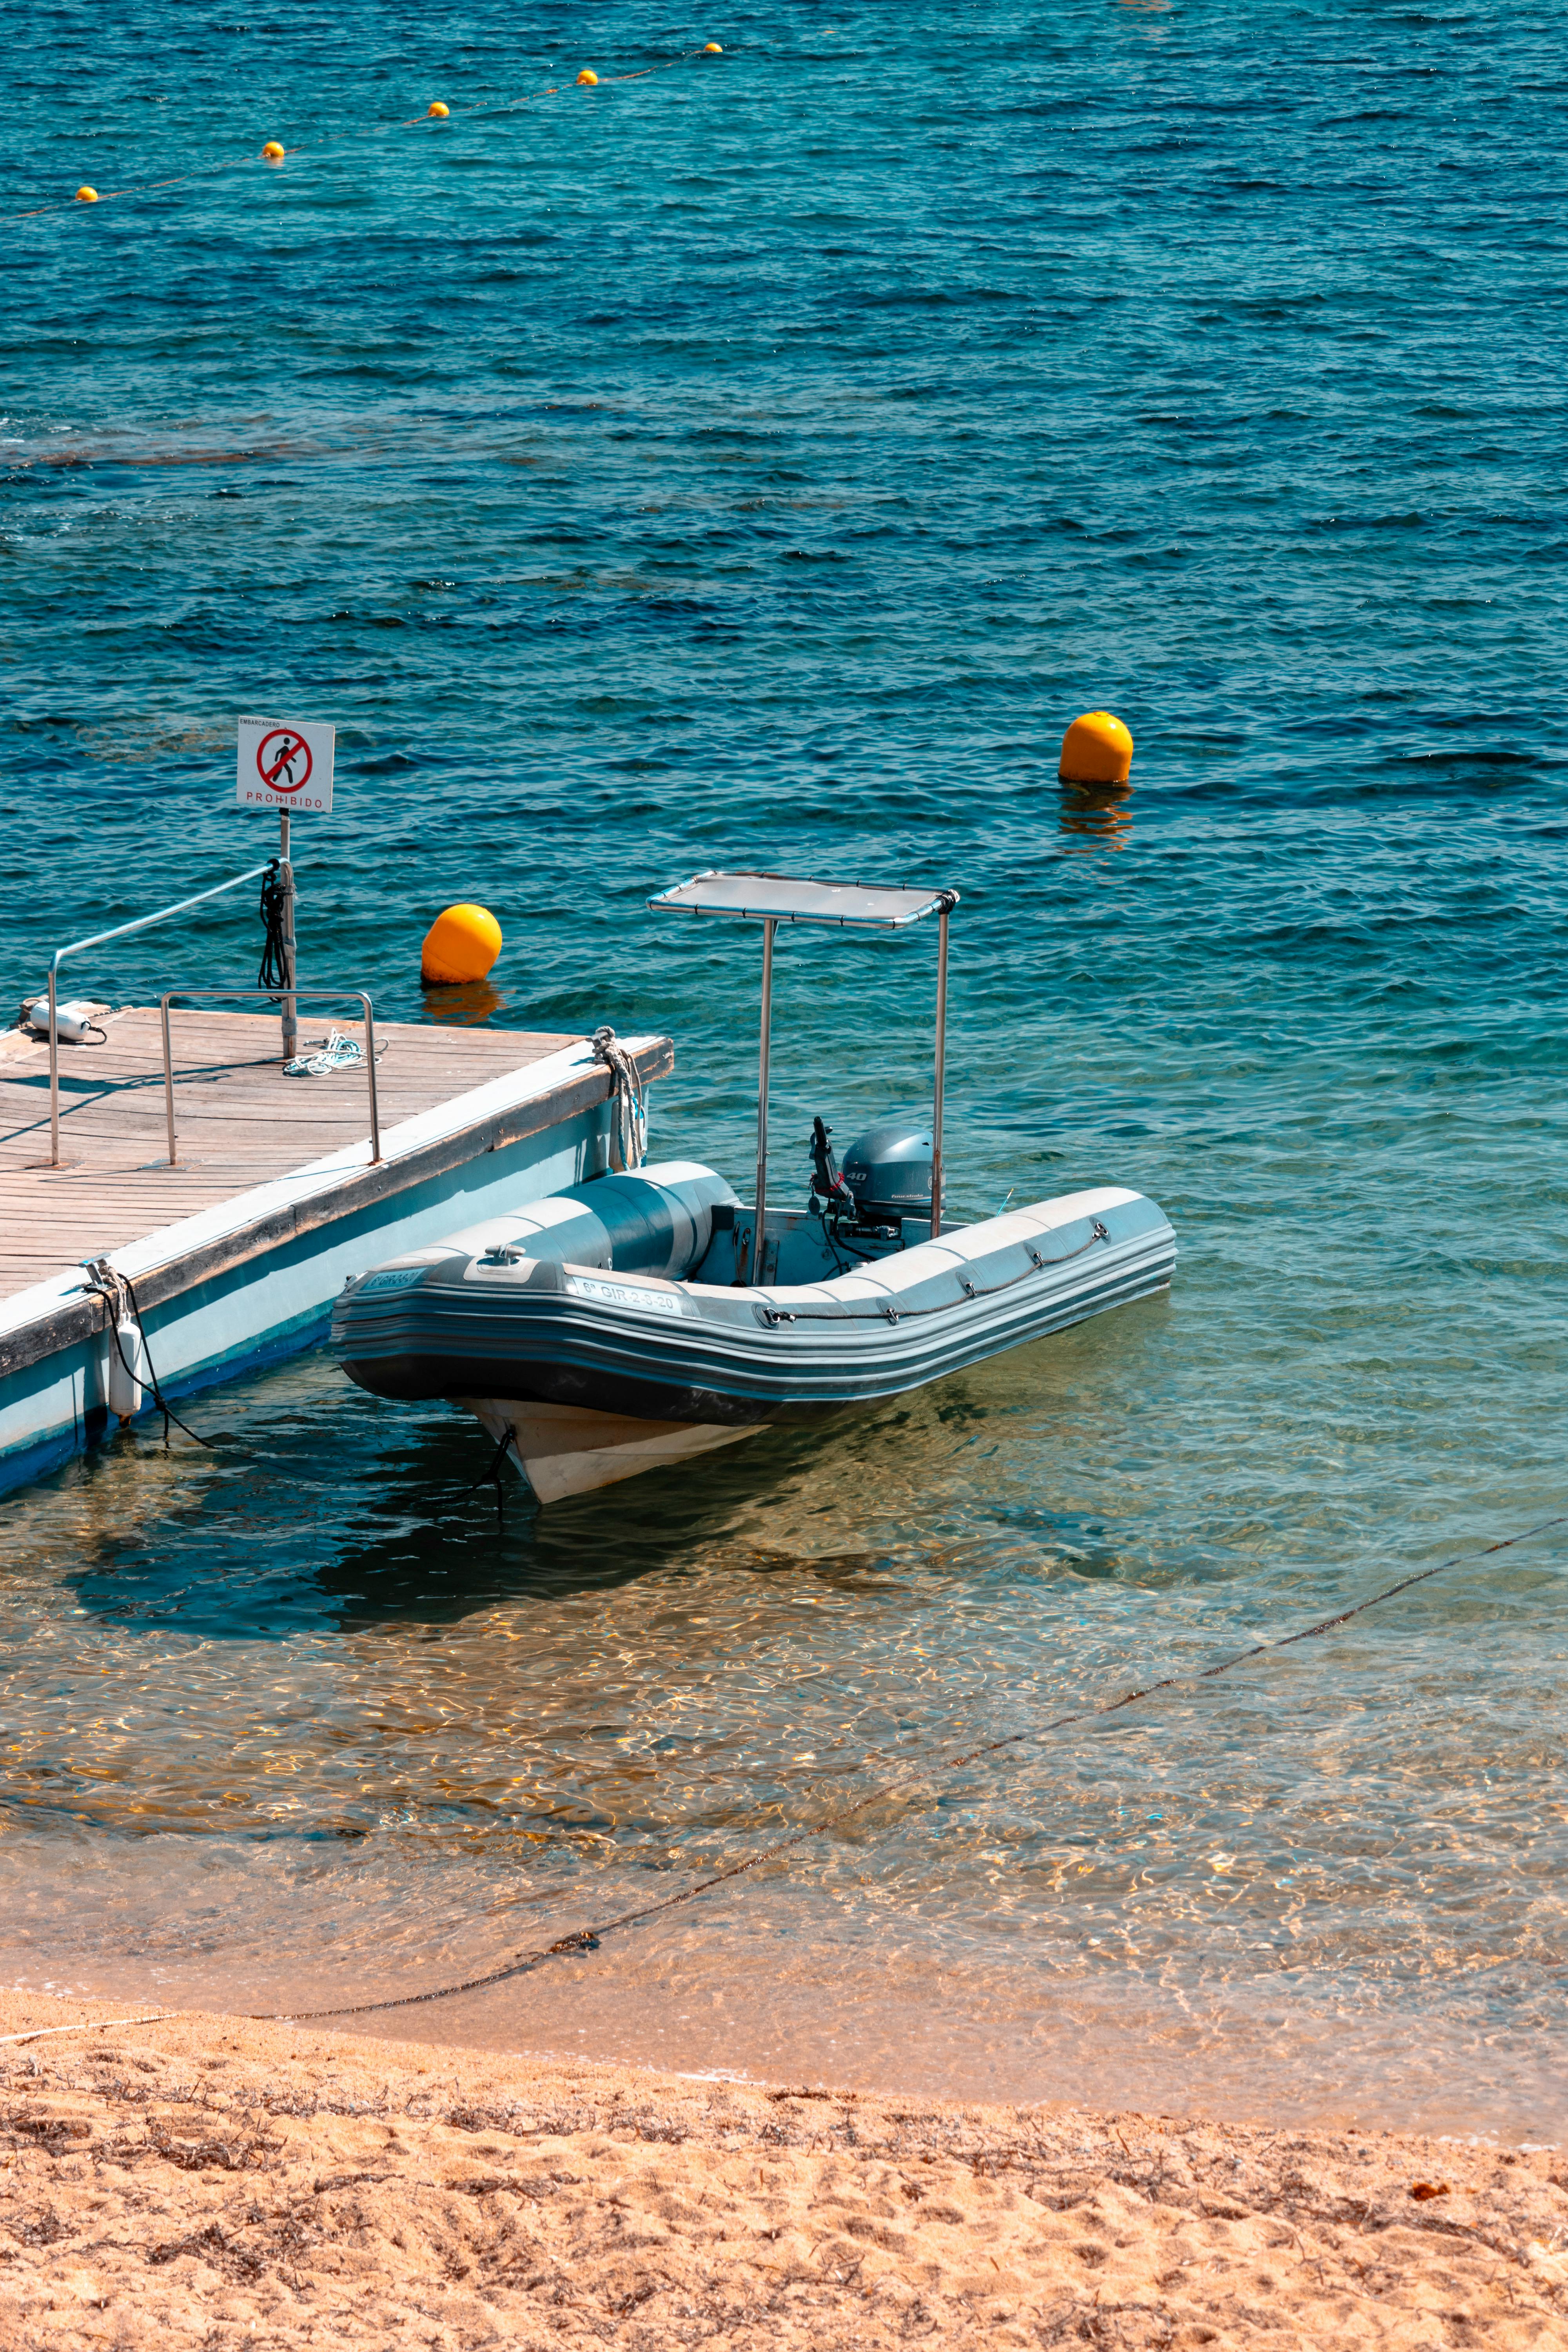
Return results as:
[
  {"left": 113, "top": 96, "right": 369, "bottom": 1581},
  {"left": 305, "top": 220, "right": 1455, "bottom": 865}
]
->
[{"left": 237, "top": 715, "right": 335, "bottom": 1059}]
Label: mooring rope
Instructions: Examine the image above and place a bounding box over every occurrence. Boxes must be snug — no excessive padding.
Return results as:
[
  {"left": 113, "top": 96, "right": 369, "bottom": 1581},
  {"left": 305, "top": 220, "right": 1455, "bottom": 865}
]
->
[
  {"left": 465, "top": 1422, "right": 521, "bottom": 1532},
  {"left": 257, "top": 1509, "right": 1568, "bottom": 2024},
  {"left": 256, "top": 858, "right": 290, "bottom": 995},
  {"left": 591, "top": 1025, "right": 648, "bottom": 1173}
]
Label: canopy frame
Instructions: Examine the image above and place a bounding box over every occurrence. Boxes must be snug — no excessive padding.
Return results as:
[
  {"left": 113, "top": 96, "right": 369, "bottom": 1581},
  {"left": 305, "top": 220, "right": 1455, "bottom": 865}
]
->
[{"left": 648, "top": 869, "right": 958, "bottom": 1279}]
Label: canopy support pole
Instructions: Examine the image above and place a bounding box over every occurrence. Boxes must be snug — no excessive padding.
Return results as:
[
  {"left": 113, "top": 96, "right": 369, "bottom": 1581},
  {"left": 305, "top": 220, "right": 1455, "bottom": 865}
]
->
[
  {"left": 751, "top": 917, "right": 775, "bottom": 1282},
  {"left": 930, "top": 902, "right": 949, "bottom": 1240}
]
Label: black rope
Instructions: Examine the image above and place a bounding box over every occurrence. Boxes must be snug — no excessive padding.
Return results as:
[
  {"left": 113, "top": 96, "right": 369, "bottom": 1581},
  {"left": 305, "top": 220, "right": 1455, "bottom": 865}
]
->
[
  {"left": 256, "top": 1508, "right": 1568, "bottom": 2025},
  {"left": 466, "top": 1425, "right": 517, "bottom": 1529},
  {"left": 257, "top": 859, "right": 290, "bottom": 994},
  {"left": 81, "top": 1261, "right": 212, "bottom": 1451}
]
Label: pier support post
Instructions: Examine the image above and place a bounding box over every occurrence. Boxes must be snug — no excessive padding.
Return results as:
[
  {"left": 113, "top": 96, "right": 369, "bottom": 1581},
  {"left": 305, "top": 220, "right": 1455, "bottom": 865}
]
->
[{"left": 279, "top": 813, "right": 297, "bottom": 1061}]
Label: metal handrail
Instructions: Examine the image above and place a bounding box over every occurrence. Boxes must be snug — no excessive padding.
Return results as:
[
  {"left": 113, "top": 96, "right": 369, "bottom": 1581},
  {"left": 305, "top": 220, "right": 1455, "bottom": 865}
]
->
[
  {"left": 159, "top": 988, "right": 381, "bottom": 1167},
  {"left": 41, "top": 864, "right": 275, "bottom": 1166}
]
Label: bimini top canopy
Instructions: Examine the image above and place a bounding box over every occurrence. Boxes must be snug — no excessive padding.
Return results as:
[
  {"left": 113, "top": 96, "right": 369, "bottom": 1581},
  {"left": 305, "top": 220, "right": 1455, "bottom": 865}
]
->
[{"left": 648, "top": 869, "right": 958, "bottom": 929}]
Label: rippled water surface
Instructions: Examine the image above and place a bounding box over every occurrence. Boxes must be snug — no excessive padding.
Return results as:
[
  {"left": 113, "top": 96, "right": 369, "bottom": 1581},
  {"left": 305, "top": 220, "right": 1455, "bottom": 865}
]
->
[{"left": 3, "top": 2, "right": 1567, "bottom": 2135}]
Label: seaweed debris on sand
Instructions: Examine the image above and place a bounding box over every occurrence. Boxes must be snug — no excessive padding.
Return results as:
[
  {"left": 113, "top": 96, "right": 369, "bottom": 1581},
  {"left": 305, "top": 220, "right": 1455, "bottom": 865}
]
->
[{"left": 0, "top": 1991, "right": 1562, "bottom": 2348}]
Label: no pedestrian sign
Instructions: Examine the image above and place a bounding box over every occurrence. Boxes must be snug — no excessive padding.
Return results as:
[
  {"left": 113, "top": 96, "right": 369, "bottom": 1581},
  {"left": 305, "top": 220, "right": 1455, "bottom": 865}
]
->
[{"left": 237, "top": 714, "right": 335, "bottom": 812}]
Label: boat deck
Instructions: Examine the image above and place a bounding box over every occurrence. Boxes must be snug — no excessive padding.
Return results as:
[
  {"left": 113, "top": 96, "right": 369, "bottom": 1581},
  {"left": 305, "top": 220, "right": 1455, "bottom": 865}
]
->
[{"left": 0, "top": 1008, "right": 577, "bottom": 1307}]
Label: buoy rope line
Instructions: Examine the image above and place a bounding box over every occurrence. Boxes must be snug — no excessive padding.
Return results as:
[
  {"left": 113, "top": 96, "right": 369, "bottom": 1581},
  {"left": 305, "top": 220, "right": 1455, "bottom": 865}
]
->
[
  {"left": 256, "top": 1508, "right": 1568, "bottom": 2025},
  {"left": 5, "top": 42, "right": 724, "bottom": 225}
]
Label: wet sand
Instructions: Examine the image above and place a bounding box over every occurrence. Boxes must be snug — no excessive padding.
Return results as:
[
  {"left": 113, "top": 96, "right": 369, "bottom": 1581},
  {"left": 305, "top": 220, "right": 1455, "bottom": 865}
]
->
[{"left": 0, "top": 1989, "right": 1563, "bottom": 2348}]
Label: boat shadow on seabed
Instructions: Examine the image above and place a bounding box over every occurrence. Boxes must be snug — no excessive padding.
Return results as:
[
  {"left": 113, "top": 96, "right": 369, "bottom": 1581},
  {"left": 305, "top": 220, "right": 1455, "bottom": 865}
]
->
[
  {"left": 318, "top": 1390, "right": 965, "bottom": 1624},
  {"left": 318, "top": 1292, "right": 1167, "bottom": 1628}
]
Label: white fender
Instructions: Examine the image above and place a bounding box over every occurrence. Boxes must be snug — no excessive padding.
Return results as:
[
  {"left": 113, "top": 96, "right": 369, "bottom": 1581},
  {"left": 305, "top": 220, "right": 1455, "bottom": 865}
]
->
[
  {"left": 104, "top": 1312, "right": 149, "bottom": 1422},
  {"left": 25, "top": 998, "right": 101, "bottom": 1043}
]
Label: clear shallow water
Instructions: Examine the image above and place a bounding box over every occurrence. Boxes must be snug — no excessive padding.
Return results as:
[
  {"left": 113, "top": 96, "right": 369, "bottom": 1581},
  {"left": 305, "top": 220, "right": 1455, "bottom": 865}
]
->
[{"left": 3, "top": 2, "right": 1567, "bottom": 2135}]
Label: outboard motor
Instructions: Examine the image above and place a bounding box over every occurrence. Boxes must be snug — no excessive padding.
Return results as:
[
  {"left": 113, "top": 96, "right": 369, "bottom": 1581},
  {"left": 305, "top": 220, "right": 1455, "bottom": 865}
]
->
[{"left": 841, "top": 1116, "right": 933, "bottom": 1227}]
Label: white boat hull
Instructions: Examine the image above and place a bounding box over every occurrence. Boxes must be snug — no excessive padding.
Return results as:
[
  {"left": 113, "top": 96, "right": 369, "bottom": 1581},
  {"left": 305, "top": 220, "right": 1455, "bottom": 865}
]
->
[{"left": 466, "top": 1396, "right": 763, "bottom": 1503}]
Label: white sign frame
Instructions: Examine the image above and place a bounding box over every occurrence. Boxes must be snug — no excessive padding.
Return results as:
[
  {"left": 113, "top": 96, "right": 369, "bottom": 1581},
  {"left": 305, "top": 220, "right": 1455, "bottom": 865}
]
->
[{"left": 237, "top": 714, "right": 336, "bottom": 812}]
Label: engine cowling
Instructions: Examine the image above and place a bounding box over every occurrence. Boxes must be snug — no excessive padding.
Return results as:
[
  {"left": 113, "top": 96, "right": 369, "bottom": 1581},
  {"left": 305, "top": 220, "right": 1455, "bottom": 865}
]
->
[{"left": 840, "top": 1117, "right": 932, "bottom": 1223}]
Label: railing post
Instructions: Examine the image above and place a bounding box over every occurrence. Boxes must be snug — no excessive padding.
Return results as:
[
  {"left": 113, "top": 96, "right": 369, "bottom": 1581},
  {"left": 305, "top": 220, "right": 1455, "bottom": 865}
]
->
[
  {"left": 160, "top": 987, "right": 380, "bottom": 1169},
  {"left": 359, "top": 994, "right": 382, "bottom": 1163},
  {"left": 47, "top": 964, "right": 60, "bottom": 1169},
  {"left": 162, "top": 999, "right": 177, "bottom": 1167},
  {"left": 38, "top": 863, "right": 275, "bottom": 1166}
]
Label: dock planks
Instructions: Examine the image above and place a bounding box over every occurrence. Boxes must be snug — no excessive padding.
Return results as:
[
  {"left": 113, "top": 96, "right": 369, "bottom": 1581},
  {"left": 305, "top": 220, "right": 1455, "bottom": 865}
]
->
[{"left": 0, "top": 1008, "right": 578, "bottom": 1306}]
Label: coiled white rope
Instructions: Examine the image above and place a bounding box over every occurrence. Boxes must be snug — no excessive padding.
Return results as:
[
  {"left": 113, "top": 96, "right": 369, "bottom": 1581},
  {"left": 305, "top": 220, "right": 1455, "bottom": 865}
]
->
[{"left": 284, "top": 1028, "right": 382, "bottom": 1078}]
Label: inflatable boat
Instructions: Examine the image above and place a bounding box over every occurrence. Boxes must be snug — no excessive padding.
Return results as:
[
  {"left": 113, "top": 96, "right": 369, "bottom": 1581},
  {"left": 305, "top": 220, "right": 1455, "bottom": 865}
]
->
[{"left": 331, "top": 871, "right": 1176, "bottom": 1500}]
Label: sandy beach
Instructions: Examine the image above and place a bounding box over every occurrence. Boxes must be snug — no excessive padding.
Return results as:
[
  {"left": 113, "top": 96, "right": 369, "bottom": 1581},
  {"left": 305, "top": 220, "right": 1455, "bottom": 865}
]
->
[{"left": 0, "top": 1990, "right": 1563, "bottom": 2347}]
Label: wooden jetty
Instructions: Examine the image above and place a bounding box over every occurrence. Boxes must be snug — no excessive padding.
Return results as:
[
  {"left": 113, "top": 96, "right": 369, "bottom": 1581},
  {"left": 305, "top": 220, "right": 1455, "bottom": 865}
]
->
[{"left": 0, "top": 1007, "right": 671, "bottom": 1494}]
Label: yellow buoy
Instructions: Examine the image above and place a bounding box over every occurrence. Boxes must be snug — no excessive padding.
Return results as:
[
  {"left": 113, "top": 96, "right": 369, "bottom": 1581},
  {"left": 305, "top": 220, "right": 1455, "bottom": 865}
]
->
[
  {"left": 703, "top": 41, "right": 723, "bottom": 53},
  {"left": 421, "top": 903, "right": 503, "bottom": 986},
  {"left": 428, "top": 100, "right": 449, "bottom": 118},
  {"left": 75, "top": 185, "right": 99, "bottom": 203},
  {"left": 261, "top": 140, "right": 286, "bottom": 161},
  {"left": 1059, "top": 710, "right": 1133, "bottom": 787},
  {"left": 577, "top": 68, "right": 599, "bottom": 85}
]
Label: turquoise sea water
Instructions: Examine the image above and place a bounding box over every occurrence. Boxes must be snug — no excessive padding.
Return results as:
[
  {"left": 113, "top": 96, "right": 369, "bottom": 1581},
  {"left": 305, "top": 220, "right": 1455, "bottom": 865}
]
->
[{"left": 3, "top": 4, "right": 1567, "bottom": 2133}]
